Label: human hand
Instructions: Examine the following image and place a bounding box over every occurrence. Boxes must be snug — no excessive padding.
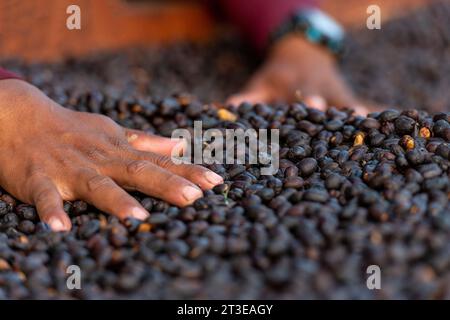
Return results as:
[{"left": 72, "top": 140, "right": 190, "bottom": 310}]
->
[
  {"left": 0, "top": 80, "right": 223, "bottom": 231},
  {"left": 228, "top": 34, "right": 377, "bottom": 115}
]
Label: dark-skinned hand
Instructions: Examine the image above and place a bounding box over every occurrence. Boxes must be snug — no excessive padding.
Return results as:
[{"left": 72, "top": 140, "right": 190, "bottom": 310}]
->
[
  {"left": 228, "top": 34, "right": 380, "bottom": 115},
  {"left": 0, "top": 79, "right": 223, "bottom": 231}
]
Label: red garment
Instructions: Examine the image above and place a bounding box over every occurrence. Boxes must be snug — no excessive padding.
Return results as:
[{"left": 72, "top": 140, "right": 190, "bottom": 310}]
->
[
  {"left": 0, "top": 68, "right": 21, "bottom": 81},
  {"left": 219, "top": 0, "right": 318, "bottom": 50}
]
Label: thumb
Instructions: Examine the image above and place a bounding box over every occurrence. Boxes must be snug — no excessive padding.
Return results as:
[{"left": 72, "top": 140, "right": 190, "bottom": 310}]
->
[{"left": 304, "top": 95, "right": 327, "bottom": 111}]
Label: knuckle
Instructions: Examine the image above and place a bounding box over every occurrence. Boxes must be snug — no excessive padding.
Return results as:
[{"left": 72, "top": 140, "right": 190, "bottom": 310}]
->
[
  {"left": 164, "top": 174, "right": 186, "bottom": 191},
  {"left": 176, "top": 163, "right": 207, "bottom": 180},
  {"left": 86, "top": 174, "right": 113, "bottom": 192},
  {"left": 59, "top": 185, "right": 75, "bottom": 201},
  {"left": 151, "top": 154, "right": 174, "bottom": 169},
  {"left": 126, "top": 160, "right": 151, "bottom": 175},
  {"left": 25, "top": 167, "right": 47, "bottom": 198},
  {"left": 97, "top": 114, "right": 118, "bottom": 127},
  {"left": 108, "top": 136, "right": 127, "bottom": 151},
  {"left": 84, "top": 146, "right": 106, "bottom": 161},
  {"left": 27, "top": 167, "right": 45, "bottom": 183},
  {"left": 185, "top": 164, "right": 207, "bottom": 176},
  {"left": 33, "top": 187, "right": 51, "bottom": 205}
]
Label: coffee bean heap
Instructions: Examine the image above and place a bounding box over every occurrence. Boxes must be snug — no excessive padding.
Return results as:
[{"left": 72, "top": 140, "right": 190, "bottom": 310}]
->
[
  {"left": 0, "top": 84, "right": 449, "bottom": 298},
  {"left": 340, "top": 0, "right": 450, "bottom": 112},
  {"left": 1, "top": 8, "right": 449, "bottom": 298}
]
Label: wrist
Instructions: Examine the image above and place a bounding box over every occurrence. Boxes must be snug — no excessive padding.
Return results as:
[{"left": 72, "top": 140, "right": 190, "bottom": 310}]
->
[
  {"left": 0, "top": 80, "right": 53, "bottom": 123},
  {"left": 270, "top": 8, "right": 345, "bottom": 56}
]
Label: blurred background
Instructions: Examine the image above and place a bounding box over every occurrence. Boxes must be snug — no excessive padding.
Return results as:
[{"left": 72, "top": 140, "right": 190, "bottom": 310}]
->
[
  {"left": 0, "top": 0, "right": 433, "bottom": 61},
  {"left": 0, "top": 0, "right": 448, "bottom": 111}
]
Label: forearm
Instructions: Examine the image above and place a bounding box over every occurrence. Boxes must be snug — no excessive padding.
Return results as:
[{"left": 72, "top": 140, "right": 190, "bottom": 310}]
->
[{"left": 218, "top": 0, "right": 319, "bottom": 50}]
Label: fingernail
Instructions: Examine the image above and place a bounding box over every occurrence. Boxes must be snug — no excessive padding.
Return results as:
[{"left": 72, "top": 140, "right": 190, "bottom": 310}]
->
[
  {"left": 305, "top": 96, "right": 327, "bottom": 110},
  {"left": 127, "top": 133, "right": 138, "bottom": 143},
  {"left": 205, "top": 171, "right": 223, "bottom": 185},
  {"left": 131, "top": 207, "right": 149, "bottom": 220},
  {"left": 182, "top": 185, "right": 203, "bottom": 202},
  {"left": 353, "top": 105, "right": 369, "bottom": 116},
  {"left": 48, "top": 217, "right": 66, "bottom": 232},
  {"left": 172, "top": 139, "right": 187, "bottom": 157}
]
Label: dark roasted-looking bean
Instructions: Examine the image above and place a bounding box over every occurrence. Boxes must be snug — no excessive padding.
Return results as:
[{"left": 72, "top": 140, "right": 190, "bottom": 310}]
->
[
  {"left": 303, "top": 189, "right": 329, "bottom": 203},
  {"left": 298, "top": 158, "right": 318, "bottom": 177},
  {"left": 379, "top": 110, "right": 400, "bottom": 122},
  {"left": 0, "top": 200, "right": 9, "bottom": 217},
  {"left": 395, "top": 115, "right": 416, "bottom": 135},
  {"left": 418, "top": 163, "right": 443, "bottom": 179}
]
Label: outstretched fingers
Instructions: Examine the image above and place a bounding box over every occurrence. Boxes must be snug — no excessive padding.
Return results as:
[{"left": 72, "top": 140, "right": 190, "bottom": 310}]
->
[
  {"left": 30, "top": 175, "right": 71, "bottom": 232},
  {"left": 75, "top": 169, "right": 150, "bottom": 221},
  {"left": 132, "top": 150, "right": 223, "bottom": 190},
  {"left": 105, "top": 159, "right": 205, "bottom": 207}
]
